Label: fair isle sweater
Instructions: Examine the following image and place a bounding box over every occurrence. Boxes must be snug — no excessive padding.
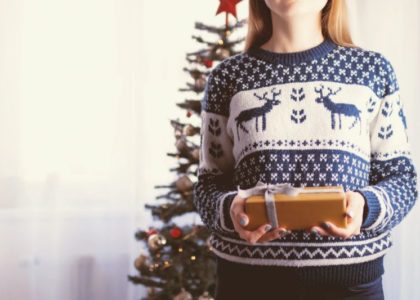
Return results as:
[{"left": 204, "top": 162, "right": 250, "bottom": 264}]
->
[{"left": 193, "top": 37, "right": 418, "bottom": 286}]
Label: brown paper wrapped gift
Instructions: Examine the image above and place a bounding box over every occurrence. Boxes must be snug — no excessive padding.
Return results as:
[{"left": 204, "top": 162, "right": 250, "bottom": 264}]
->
[{"left": 238, "top": 181, "right": 347, "bottom": 231}]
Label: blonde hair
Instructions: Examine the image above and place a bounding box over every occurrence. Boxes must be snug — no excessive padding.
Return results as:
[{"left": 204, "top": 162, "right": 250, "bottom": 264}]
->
[{"left": 244, "top": 0, "right": 356, "bottom": 52}]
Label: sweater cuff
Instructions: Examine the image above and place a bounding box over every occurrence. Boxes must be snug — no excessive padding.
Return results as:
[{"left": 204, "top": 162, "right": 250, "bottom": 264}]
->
[
  {"left": 354, "top": 189, "right": 382, "bottom": 229},
  {"left": 219, "top": 191, "right": 237, "bottom": 232}
]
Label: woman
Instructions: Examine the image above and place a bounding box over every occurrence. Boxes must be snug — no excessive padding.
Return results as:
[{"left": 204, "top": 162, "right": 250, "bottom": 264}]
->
[{"left": 193, "top": 0, "right": 418, "bottom": 299}]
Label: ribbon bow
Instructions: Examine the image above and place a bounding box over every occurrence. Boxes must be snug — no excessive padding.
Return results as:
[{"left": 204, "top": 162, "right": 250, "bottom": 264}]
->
[{"left": 237, "top": 180, "right": 304, "bottom": 230}]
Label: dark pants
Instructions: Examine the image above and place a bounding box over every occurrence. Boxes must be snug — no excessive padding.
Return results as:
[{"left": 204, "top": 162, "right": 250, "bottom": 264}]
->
[{"left": 215, "top": 256, "right": 385, "bottom": 300}]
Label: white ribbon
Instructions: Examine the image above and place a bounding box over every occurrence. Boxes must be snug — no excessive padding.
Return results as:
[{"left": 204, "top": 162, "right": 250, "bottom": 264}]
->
[{"left": 237, "top": 180, "right": 343, "bottom": 230}]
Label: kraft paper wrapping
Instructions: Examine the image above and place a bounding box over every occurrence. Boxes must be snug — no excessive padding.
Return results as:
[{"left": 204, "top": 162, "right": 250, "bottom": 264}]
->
[{"left": 239, "top": 182, "right": 347, "bottom": 231}]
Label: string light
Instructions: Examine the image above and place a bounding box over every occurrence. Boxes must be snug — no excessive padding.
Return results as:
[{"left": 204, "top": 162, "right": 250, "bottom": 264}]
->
[{"left": 163, "top": 260, "right": 171, "bottom": 268}]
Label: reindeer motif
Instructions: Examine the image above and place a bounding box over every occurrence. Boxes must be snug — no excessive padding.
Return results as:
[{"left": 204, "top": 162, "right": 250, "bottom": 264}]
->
[
  {"left": 314, "top": 84, "right": 362, "bottom": 134},
  {"left": 396, "top": 96, "right": 407, "bottom": 129},
  {"left": 396, "top": 96, "right": 408, "bottom": 141},
  {"left": 235, "top": 87, "right": 281, "bottom": 141}
]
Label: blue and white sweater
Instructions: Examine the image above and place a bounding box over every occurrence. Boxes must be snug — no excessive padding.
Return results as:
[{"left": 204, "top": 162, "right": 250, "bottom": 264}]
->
[{"left": 193, "top": 37, "right": 418, "bottom": 286}]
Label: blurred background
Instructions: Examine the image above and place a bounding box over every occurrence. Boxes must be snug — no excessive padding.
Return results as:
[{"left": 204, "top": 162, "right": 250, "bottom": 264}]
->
[{"left": 0, "top": 0, "right": 419, "bottom": 299}]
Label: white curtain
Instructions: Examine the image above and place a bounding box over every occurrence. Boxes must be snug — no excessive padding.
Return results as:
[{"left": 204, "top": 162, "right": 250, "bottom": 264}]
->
[
  {"left": 0, "top": 0, "right": 148, "bottom": 299},
  {"left": 0, "top": 0, "right": 419, "bottom": 299}
]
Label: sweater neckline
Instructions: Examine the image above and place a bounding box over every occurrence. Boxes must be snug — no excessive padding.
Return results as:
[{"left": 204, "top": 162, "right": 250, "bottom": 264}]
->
[{"left": 246, "top": 37, "right": 338, "bottom": 66}]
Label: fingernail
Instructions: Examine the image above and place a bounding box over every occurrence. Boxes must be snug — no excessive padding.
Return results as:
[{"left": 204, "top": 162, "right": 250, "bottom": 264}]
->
[
  {"left": 346, "top": 210, "right": 354, "bottom": 218},
  {"left": 282, "top": 229, "right": 292, "bottom": 235},
  {"left": 277, "top": 229, "right": 286, "bottom": 237},
  {"left": 265, "top": 224, "right": 272, "bottom": 232},
  {"left": 239, "top": 217, "right": 247, "bottom": 226},
  {"left": 321, "top": 222, "right": 331, "bottom": 230}
]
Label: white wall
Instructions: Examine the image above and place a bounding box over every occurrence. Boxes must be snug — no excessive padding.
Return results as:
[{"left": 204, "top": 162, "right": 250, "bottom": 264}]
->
[{"left": 348, "top": 1, "right": 420, "bottom": 299}]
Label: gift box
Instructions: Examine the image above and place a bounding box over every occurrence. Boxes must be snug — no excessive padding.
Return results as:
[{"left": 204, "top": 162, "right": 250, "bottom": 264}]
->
[{"left": 239, "top": 181, "right": 347, "bottom": 231}]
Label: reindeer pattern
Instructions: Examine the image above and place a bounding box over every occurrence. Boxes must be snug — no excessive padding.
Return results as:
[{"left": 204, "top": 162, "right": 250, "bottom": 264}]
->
[
  {"left": 396, "top": 95, "right": 408, "bottom": 142},
  {"left": 314, "top": 84, "right": 363, "bottom": 134},
  {"left": 232, "top": 83, "right": 368, "bottom": 143},
  {"left": 235, "top": 87, "right": 281, "bottom": 141}
]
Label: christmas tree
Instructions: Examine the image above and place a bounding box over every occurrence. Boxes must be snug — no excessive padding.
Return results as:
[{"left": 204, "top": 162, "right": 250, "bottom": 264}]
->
[{"left": 128, "top": 1, "right": 246, "bottom": 299}]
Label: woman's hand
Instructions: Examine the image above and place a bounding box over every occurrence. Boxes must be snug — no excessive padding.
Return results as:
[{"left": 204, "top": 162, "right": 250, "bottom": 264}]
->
[
  {"left": 310, "top": 191, "right": 366, "bottom": 240},
  {"left": 229, "top": 194, "right": 291, "bottom": 244}
]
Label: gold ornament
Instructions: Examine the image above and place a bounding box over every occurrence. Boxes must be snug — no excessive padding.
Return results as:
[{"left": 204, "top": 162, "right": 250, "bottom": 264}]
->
[
  {"left": 148, "top": 287, "right": 157, "bottom": 297},
  {"left": 198, "top": 291, "right": 214, "bottom": 300},
  {"left": 147, "top": 233, "right": 167, "bottom": 250},
  {"left": 173, "top": 287, "right": 193, "bottom": 300},
  {"left": 215, "top": 47, "right": 230, "bottom": 60},
  {"left": 183, "top": 124, "right": 196, "bottom": 136},
  {"left": 191, "top": 148, "right": 200, "bottom": 161},
  {"left": 175, "top": 175, "right": 193, "bottom": 192},
  {"left": 195, "top": 77, "right": 206, "bottom": 90},
  {"left": 175, "top": 138, "right": 189, "bottom": 152},
  {"left": 134, "top": 254, "right": 148, "bottom": 270}
]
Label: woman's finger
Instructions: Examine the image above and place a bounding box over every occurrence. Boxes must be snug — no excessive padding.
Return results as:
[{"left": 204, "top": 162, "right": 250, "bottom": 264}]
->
[
  {"left": 278, "top": 227, "right": 290, "bottom": 236},
  {"left": 230, "top": 195, "right": 273, "bottom": 244},
  {"left": 233, "top": 220, "right": 256, "bottom": 242},
  {"left": 310, "top": 226, "right": 329, "bottom": 236},
  {"left": 248, "top": 223, "right": 272, "bottom": 244},
  {"left": 233, "top": 223, "right": 257, "bottom": 242},
  {"left": 258, "top": 227, "right": 289, "bottom": 243},
  {"left": 320, "top": 221, "right": 355, "bottom": 239},
  {"left": 345, "top": 191, "right": 359, "bottom": 220},
  {"left": 230, "top": 196, "right": 252, "bottom": 228},
  {"left": 257, "top": 228, "right": 281, "bottom": 243}
]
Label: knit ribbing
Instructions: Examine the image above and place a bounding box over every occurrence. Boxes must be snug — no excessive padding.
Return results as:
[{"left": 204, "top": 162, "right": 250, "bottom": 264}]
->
[
  {"left": 246, "top": 37, "right": 338, "bottom": 66},
  {"left": 296, "top": 256, "right": 385, "bottom": 286},
  {"left": 355, "top": 189, "right": 383, "bottom": 229},
  {"left": 216, "top": 254, "right": 385, "bottom": 287}
]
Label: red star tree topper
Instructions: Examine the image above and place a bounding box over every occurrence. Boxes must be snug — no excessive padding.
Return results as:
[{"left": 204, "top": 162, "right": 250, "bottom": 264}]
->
[{"left": 216, "top": 0, "right": 242, "bottom": 19}]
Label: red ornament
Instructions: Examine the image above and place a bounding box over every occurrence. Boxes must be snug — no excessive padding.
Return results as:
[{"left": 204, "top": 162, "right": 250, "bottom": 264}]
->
[
  {"left": 147, "top": 229, "right": 158, "bottom": 236},
  {"left": 170, "top": 227, "right": 183, "bottom": 239},
  {"left": 216, "top": 0, "right": 242, "bottom": 19},
  {"left": 202, "top": 58, "right": 213, "bottom": 68}
]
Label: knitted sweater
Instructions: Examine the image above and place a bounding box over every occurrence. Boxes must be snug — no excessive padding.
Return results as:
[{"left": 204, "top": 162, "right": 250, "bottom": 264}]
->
[{"left": 193, "top": 37, "right": 418, "bottom": 286}]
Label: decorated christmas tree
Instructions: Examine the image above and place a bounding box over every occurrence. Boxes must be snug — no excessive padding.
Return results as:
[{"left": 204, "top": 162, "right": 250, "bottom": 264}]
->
[{"left": 127, "top": 1, "right": 246, "bottom": 299}]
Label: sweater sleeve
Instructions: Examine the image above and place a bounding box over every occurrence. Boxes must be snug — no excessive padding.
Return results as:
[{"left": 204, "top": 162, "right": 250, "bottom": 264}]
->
[
  {"left": 193, "top": 66, "right": 239, "bottom": 236},
  {"left": 355, "top": 54, "right": 418, "bottom": 235}
]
